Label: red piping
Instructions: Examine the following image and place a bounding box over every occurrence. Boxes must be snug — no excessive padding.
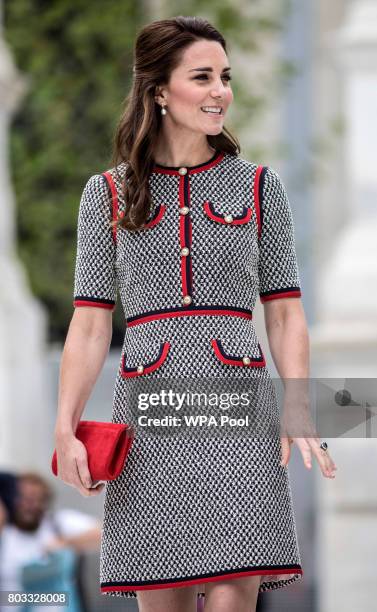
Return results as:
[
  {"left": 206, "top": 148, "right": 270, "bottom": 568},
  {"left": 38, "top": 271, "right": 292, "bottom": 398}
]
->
[
  {"left": 260, "top": 290, "right": 302, "bottom": 303},
  {"left": 102, "top": 171, "right": 119, "bottom": 244},
  {"left": 152, "top": 152, "right": 224, "bottom": 175},
  {"left": 189, "top": 152, "right": 224, "bottom": 174},
  {"left": 179, "top": 176, "right": 190, "bottom": 297},
  {"left": 126, "top": 308, "right": 253, "bottom": 327},
  {"left": 144, "top": 205, "right": 166, "bottom": 229},
  {"left": 120, "top": 342, "right": 171, "bottom": 378},
  {"left": 73, "top": 300, "right": 115, "bottom": 310},
  {"left": 211, "top": 339, "right": 266, "bottom": 368},
  {"left": 254, "top": 165, "right": 263, "bottom": 239},
  {"left": 203, "top": 201, "right": 252, "bottom": 225},
  {"left": 101, "top": 566, "right": 303, "bottom": 592}
]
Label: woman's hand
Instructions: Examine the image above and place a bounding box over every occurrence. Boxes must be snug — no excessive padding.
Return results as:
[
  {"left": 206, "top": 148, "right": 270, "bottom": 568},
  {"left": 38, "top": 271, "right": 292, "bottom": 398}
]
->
[
  {"left": 280, "top": 396, "right": 338, "bottom": 478},
  {"left": 54, "top": 432, "right": 105, "bottom": 497},
  {"left": 280, "top": 435, "right": 337, "bottom": 478}
]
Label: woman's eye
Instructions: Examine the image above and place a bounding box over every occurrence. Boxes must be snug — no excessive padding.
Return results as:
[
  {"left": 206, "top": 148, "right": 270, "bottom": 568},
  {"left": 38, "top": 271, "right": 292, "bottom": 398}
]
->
[{"left": 194, "top": 74, "right": 232, "bottom": 82}]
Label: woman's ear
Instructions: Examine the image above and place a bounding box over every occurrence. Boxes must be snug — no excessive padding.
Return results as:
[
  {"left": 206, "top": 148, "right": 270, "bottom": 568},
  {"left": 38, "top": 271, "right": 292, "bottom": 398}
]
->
[{"left": 154, "top": 86, "right": 167, "bottom": 106}]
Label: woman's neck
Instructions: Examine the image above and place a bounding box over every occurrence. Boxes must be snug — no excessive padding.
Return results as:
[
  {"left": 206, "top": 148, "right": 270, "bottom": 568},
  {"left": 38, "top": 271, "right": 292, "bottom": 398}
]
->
[{"left": 153, "top": 132, "right": 215, "bottom": 168}]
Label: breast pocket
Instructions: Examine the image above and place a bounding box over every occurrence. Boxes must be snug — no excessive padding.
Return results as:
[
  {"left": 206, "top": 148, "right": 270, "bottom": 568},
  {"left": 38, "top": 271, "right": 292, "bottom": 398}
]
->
[
  {"left": 203, "top": 201, "right": 253, "bottom": 225},
  {"left": 211, "top": 336, "right": 266, "bottom": 368},
  {"left": 142, "top": 203, "right": 167, "bottom": 229},
  {"left": 194, "top": 200, "right": 257, "bottom": 290},
  {"left": 120, "top": 340, "right": 171, "bottom": 378}
]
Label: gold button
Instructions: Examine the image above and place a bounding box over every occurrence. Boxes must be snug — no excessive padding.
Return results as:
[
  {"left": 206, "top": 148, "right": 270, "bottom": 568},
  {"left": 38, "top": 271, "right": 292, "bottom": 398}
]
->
[
  {"left": 180, "top": 247, "right": 189, "bottom": 256},
  {"left": 179, "top": 206, "right": 189, "bottom": 215},
  {"left": 178, "top": 167, "right": 187, "bottom": 176},
  {"left": 224, "top": 214, "right": 233, "bottom": 224},
  {"left": 242, "top": 356, "right": 251, "bottom": 365},
  {"left": 182, "top": 295, "right": 192, "bottom": 305},
  {"left": 137, "top": 365, "right": 144, "bottom": 374}
]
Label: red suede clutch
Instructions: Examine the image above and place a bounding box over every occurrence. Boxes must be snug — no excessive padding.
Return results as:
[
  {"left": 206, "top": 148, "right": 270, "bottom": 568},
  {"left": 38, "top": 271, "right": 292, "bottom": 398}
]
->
[{"left": 51, "top": 420, "right": 135, "bottom": 482}]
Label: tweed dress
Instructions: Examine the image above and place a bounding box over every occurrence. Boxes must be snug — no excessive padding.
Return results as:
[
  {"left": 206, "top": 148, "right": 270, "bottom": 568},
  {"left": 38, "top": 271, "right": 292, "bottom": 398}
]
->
[{"left": 72, "top": 150, "right": 304, "bottom": 599}]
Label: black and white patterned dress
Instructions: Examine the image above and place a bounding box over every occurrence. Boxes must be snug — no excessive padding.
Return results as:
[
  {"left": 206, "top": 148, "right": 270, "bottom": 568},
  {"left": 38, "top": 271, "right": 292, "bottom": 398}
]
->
[{"left": 72, "top": 151, "right": 303, "bottom": 600}]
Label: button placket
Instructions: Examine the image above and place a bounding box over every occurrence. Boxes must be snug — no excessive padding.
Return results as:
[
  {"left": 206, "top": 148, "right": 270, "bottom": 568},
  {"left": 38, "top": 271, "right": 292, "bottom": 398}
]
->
[{"left": 178, "top": 169, "right": 193, "bottom": 306}]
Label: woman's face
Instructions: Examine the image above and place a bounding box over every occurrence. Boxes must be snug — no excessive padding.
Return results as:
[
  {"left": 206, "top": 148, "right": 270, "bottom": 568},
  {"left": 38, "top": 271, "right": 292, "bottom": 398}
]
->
[{"left": 156, "top": 39, "right": 233, "bottom": 136}]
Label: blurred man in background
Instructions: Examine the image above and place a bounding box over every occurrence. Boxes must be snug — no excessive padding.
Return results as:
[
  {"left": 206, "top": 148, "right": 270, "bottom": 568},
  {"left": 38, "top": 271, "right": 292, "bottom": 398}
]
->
[{"left": 0, "top": 471, "right": 102, "bottom": 611}]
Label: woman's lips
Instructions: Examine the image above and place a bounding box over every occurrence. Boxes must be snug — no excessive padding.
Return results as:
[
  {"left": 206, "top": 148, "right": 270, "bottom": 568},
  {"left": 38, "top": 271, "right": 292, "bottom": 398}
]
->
[{"left": 201, "top": 109, "right": 224, "bottom": 117}]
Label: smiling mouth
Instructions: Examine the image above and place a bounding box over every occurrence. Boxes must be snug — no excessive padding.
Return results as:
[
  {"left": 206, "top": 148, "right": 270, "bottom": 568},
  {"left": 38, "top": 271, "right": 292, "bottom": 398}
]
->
[{"left": 201, "top": 106, "right": 223, "bottom": 115}]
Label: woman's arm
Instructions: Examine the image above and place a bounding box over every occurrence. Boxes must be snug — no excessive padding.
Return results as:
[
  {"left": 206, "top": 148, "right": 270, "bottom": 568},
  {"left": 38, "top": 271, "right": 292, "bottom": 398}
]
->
[
  {"left": 263, "top": 297, "right": 309, "bottom": 379},
  {"left": 263, "top": 297, "right": 337, "bottom": 479},
  {"left": 53, "top": 307, "right": 113, "bottom": 496}
]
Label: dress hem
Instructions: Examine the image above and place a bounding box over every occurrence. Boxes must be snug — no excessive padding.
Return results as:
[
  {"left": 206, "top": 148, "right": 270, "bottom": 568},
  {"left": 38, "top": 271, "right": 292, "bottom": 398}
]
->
[{"left": 100, "top": 564, "right": 303, "bottom": 597}]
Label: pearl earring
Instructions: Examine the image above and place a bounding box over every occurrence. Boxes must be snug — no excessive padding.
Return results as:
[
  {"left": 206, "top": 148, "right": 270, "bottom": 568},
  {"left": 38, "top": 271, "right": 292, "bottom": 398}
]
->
[{"left": 161, "top": 104, "right": 167, "bottom": 116}]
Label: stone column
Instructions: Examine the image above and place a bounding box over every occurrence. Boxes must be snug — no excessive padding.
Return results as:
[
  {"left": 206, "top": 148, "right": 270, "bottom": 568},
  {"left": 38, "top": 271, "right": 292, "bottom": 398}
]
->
[
  {"left": 0, "top": 3, "right": 51, "bottom": 472},
  {"left": 310, "top": 2, "right": 377, "bottom": 611}
]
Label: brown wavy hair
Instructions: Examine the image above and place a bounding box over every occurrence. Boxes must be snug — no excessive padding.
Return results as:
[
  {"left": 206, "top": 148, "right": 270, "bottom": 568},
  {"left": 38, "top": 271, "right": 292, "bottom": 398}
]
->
[{"left": 110, "top": 16, "right": 240, "bottom": 232}]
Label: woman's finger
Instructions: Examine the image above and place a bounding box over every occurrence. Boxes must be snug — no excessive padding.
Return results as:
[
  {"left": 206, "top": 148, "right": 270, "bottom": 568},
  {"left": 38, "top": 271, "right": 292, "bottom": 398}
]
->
[
  {"left": 308, "top": 439, "right": 337, "bottom": 478},
  {"left": 280, "top": 435, "right": 292, "bottom": 467},
  {"left": 295, "top": 438, "right": 312, "bottom": 469},
  {"left": 72, "top": 461, "right": 99, "bottom": 497},
  {"left": 76, "top": 452, "right": 93, "bottom": 489}
]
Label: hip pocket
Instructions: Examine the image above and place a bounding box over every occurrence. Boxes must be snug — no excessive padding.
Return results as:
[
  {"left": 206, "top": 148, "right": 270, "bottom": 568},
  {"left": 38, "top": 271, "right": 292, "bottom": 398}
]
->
[
  {"left": 120, "top": 340, "right": 171, "bottom": 378},
  {"left": 211, "top": 336, "right": 266, "bottom": 368}
]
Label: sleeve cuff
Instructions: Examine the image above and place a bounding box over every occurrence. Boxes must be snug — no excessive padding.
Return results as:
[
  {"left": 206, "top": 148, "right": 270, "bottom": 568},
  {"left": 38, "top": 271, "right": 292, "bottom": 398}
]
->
[
  {"left": 73, "top": 297, "right": 116, "bottom": 310},
  {"left": 260, "top": 287, "right": 301, "bottom": 303}
]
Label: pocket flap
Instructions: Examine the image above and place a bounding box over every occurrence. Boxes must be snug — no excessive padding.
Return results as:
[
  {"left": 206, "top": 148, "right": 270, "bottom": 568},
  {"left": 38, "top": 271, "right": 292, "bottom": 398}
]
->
[
  {"left": 211, "top": 337, "right": 266, "bottom": 367},
  {"left": 203, "top": 201, "right": 252, "bottom": 225},
  {"left": 121, "top": 341, "right": 171, "bottom": 377},
  {"left": 143, "top": 204, "right": 166, "bottom": 229}
]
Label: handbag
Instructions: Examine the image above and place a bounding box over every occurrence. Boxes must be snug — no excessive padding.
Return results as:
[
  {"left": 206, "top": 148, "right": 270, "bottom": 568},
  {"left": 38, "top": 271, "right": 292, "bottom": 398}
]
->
[{"left": 51, "top": 421, "right": 135, "bottom": 482}]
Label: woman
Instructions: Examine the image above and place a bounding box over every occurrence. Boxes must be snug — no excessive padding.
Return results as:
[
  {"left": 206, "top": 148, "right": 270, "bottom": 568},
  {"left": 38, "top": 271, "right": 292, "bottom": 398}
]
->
[{"left": 54, "top": 16, "right": 337, "bottom": 612}]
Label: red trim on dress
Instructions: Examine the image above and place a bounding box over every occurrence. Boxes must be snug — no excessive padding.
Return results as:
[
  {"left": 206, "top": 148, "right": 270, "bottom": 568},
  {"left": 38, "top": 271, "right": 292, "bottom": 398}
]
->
[
  {"left": 102, "top": 171, "right": 119, "bottom": 244},
  {"left": 144, "top": 204, "right": 166, "bottom": 229},
  {"left": 179, "top": 176, "right": 189, "bottom": 296},
  {"left": 254, "top": 165, "right": 263, "bottom": 239},
  {"left": 260, "top": 290, "right": 302, "bottom": 303},
  {"left": 120, "top": 342, "right": 171, "bottom": 378},
  {"left": 100, "top": 565, "right": 303, "bottom": 592},
  {"left": 203, "top": 201, "right": 252, "bottom": 225},
  {"left": 211, "top": 339, "right": 266, "bottom": 368},
  {"left": 152, "top": 152, "right": 224, "bottom": 175},
  {"left": 126, "top": 308, "right": 253, "bottom": 327},
  {"left": 186, "top": 176, "right": 193, "bottom": 292},
  {"left": 151, "top": 167, "right": 179, "bottom": 176},
  {"left": 73, "top": 300, "right": 115, "bottom": 310},
  {"left": 189, "top": 152, "right": 224, "bottom": 174}
]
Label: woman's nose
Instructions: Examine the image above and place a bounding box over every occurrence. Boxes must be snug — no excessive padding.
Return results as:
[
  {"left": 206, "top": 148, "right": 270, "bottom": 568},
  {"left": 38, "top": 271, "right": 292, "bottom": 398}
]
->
[{"left": 210, "top": 82, "right": 227, "bottom": 98}]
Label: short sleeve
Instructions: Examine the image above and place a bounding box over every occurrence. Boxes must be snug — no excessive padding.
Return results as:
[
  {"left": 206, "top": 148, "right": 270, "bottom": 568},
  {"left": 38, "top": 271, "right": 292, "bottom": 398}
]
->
[
  {"left": 73, "top": 174, "right": 117, "bottom": 310},
  {"left": 258, "top": 166, "right": 302, "bottom": 303}
]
